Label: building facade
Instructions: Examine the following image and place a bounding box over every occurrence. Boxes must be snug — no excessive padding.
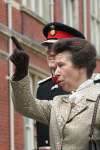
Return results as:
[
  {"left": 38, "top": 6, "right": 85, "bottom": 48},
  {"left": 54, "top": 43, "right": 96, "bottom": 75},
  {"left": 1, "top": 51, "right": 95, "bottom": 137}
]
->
[{"left": 0, "top": 0, "right": 100, "bottom": 150}]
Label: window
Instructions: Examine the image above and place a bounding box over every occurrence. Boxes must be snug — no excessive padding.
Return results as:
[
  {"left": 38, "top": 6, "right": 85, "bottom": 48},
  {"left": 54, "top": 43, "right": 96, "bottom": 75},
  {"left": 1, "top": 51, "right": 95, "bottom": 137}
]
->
[
  {"left": 24, "top": 117, "right": 35, "bottom": 150},
  {"left": 62, "top": 0, "right": 79, "bottom": 29},
  {"left": 24, "top": 73, "right": 44, "bottom": 150},
  {"left": 22, "top": 0, "right": 52, "bottom": 21},
  {"left": 90, "top": 0, "right": 100, "bottom": 55}
]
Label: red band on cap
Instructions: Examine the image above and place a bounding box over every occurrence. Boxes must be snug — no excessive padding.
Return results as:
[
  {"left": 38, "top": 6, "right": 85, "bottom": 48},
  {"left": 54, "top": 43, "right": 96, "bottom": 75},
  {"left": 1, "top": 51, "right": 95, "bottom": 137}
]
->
[{"left": 48, "top": 31, "right": 75, "bottom": 39}]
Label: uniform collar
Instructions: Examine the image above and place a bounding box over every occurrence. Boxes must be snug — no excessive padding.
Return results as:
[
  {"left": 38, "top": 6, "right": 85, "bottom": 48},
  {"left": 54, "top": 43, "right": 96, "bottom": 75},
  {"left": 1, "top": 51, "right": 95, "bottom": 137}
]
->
[{"left": 51, "top": 84, "right": 58, "bottom": 90}]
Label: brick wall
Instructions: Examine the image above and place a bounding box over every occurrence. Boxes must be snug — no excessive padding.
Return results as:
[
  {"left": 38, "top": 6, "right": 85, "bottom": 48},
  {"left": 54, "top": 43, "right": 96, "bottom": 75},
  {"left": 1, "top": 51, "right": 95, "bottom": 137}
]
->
[
  {"left": 0, "top": 0, "right": 7, "bottom": 25},
  {"left": 0, "top": 59, "right": 9, "bottom": 150}
]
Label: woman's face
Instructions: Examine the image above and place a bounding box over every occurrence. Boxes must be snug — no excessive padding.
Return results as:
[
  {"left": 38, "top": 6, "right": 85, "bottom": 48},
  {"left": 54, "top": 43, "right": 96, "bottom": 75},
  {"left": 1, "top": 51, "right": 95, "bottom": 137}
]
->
[{"left": 54, "top": 51, "right": 85, "bottom": 92}]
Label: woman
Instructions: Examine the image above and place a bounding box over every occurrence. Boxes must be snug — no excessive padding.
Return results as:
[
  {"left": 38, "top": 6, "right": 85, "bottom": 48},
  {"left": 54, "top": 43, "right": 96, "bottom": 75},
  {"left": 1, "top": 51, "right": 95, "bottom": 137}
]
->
[{"left": 10, "top": 38, "right": 100, "bottom": 150}]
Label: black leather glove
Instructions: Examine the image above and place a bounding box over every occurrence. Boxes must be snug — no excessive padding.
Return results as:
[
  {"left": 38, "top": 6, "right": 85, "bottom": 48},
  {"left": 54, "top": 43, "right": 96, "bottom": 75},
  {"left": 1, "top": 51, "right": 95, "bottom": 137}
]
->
[{"left": 9, "top": 37, "right": 29, "bottom": 81}]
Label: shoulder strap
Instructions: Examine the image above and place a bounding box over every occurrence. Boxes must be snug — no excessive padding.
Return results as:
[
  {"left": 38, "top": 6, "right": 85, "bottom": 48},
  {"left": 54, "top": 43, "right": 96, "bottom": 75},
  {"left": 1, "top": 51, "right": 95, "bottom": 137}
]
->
[{"left": 89, "top": 94, "right": 100, "bottom": 139}]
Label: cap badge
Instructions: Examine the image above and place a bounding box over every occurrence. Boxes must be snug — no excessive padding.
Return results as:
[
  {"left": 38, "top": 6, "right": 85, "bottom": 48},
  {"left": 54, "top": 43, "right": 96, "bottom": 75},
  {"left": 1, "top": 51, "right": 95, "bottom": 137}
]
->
[{"left": 50, "top": 25, "right": 56, "bottom": 36}]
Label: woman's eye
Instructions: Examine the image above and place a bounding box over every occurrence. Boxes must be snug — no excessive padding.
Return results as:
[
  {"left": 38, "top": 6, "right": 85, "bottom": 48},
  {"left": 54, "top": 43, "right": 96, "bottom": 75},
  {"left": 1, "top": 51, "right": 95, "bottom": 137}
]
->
[{"left": 58, "top": 63, "right": 64, "bottom": 67}]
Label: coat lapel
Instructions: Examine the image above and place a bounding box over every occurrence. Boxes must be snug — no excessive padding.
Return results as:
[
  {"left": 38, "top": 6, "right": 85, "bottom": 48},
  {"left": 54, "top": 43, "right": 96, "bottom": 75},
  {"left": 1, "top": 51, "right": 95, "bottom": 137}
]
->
[
  {"left": 68, "top": 96, "right": 88, "bottom": 121},
  {"left": 67, "top": 84, "right": 100, "bottom": 121},
  {"left": 55, "top": 95, "right": 88, "bottom": 135},
  {"left": 55, "top": 95, "right": 71, "bottom": 136}
]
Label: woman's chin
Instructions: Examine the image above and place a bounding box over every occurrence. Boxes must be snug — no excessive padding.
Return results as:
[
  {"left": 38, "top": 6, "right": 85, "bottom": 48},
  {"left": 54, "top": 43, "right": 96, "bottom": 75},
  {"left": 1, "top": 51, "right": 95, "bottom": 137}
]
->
[
  {"left": 58, "top": 81, "right": 63, "bottom": 87},
  {"left": 58, "top": 83, "right": 66, "bottom": 91},
  {"left": 59, "top": 84, "right": 70, "bottom": 92}
]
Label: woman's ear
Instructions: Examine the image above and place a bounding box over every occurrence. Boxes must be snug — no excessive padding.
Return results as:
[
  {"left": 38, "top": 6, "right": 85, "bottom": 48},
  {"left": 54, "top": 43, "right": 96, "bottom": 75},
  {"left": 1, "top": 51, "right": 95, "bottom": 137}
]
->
[{"left": 80, "top": 67, "right": 87, "bottom": 76}]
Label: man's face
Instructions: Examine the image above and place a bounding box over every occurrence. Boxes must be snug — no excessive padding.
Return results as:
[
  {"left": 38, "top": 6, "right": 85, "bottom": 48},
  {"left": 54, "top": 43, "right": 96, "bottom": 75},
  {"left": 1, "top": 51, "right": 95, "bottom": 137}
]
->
[
  {"left": 46, "top": 44, "right": 56, "bottom": 75},
  {"left": 54, "top": 51, "right": 84, "bottom": 92}
]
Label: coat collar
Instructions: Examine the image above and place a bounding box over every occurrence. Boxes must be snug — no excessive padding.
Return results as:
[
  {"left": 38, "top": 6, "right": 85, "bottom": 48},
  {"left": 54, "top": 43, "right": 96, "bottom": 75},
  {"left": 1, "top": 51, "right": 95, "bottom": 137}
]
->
[
  {"left": 60, "top": 83, "right": 100, "bottom": 121},
  {"left": 54, "top": 94, "right": 88, "bottom": 136},
  {"left": 68, "top": 96, "right": 88, "bottom": 121},
  {"left": 61, "top": 95, "right": 88, "bottom": 122},
  {"left": 54, "top": 95, "right": 71, "bottom": 136}
]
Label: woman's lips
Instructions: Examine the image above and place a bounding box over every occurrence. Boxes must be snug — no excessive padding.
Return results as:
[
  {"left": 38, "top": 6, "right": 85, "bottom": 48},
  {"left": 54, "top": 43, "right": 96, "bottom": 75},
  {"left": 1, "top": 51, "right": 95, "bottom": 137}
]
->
[
  {"left": 52, "top": 75, "right": 59, "bottom": 84},
  {"left": 57, "top": 81, "right": 64, "bottom": 87},
  {"left": 52, "top": 75, "right": 63, "bottom": 85}
]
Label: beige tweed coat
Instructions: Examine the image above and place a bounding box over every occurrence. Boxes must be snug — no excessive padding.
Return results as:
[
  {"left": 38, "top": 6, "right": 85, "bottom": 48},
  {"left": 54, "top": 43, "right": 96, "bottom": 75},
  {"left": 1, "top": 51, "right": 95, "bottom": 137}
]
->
[{"left": 11, "top": 76, "right": 100, "bottom": 150}]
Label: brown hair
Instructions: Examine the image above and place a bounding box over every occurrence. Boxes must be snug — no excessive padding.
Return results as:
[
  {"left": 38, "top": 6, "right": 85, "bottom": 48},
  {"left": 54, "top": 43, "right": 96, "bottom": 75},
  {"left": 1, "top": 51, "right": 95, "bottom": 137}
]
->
[{"left": 52, "top": 38, "right": 96, "bottom": 78}]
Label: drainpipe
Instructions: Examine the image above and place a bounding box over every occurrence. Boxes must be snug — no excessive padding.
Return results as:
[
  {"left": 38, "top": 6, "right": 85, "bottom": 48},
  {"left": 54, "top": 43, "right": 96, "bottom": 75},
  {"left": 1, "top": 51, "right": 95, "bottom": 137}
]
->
[{"left": 7, "top": 0, "right": 15, "bottom": 150}]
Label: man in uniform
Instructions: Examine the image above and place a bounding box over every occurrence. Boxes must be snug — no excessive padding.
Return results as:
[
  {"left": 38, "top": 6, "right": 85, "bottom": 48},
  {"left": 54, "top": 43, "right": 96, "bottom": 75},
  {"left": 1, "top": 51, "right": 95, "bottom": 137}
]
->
[{"left": 36, "top": 22, "right": 85, "bottom": 149}]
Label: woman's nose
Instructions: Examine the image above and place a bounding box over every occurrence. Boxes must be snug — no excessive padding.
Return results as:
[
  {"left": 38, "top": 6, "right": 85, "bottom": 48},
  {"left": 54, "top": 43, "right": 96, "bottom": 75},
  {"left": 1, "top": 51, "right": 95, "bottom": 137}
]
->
[
  {"left": 52, "top": 67, "right": 60, "bottom": 84},
  {"left": 54, "top": 66, "right": 60, "bottom": 76}
]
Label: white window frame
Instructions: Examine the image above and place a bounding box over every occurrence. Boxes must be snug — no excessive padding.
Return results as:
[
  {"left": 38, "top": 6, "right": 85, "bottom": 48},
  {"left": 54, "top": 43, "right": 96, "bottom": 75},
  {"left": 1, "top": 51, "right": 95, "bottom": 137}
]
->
[
  {"left": 24, "top": 117, "right": 34, "bottom": 150},
  {"left": 62, "top": 0, "right": 79, "bottom": 29},
  {"left": 22, "top": 0, "right": 53, "bottom": 21},
  {"left": 24, "top": 76, "right": 36, "bottom": 150},
  {"left": 22, "top": 0, "right": 35, "bottom": 11},
  {"left": 90, "top": 0, "right": 100, "bottom": 56},
  {"left": 82, "top": 0, "right": 87, "bottom": 37},
  {"left": 24, "top": 72, "right": 46, "bottom": 150}
]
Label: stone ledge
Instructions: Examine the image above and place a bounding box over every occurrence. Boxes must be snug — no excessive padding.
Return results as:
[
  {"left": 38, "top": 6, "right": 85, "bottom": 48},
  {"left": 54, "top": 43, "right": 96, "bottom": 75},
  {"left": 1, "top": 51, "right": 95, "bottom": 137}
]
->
[
  {"left": 20, "top": 5, "right": 48, "bottom": 25},
  {"left": 0, "top": 49, "right": 8, "bottom": 60}
]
